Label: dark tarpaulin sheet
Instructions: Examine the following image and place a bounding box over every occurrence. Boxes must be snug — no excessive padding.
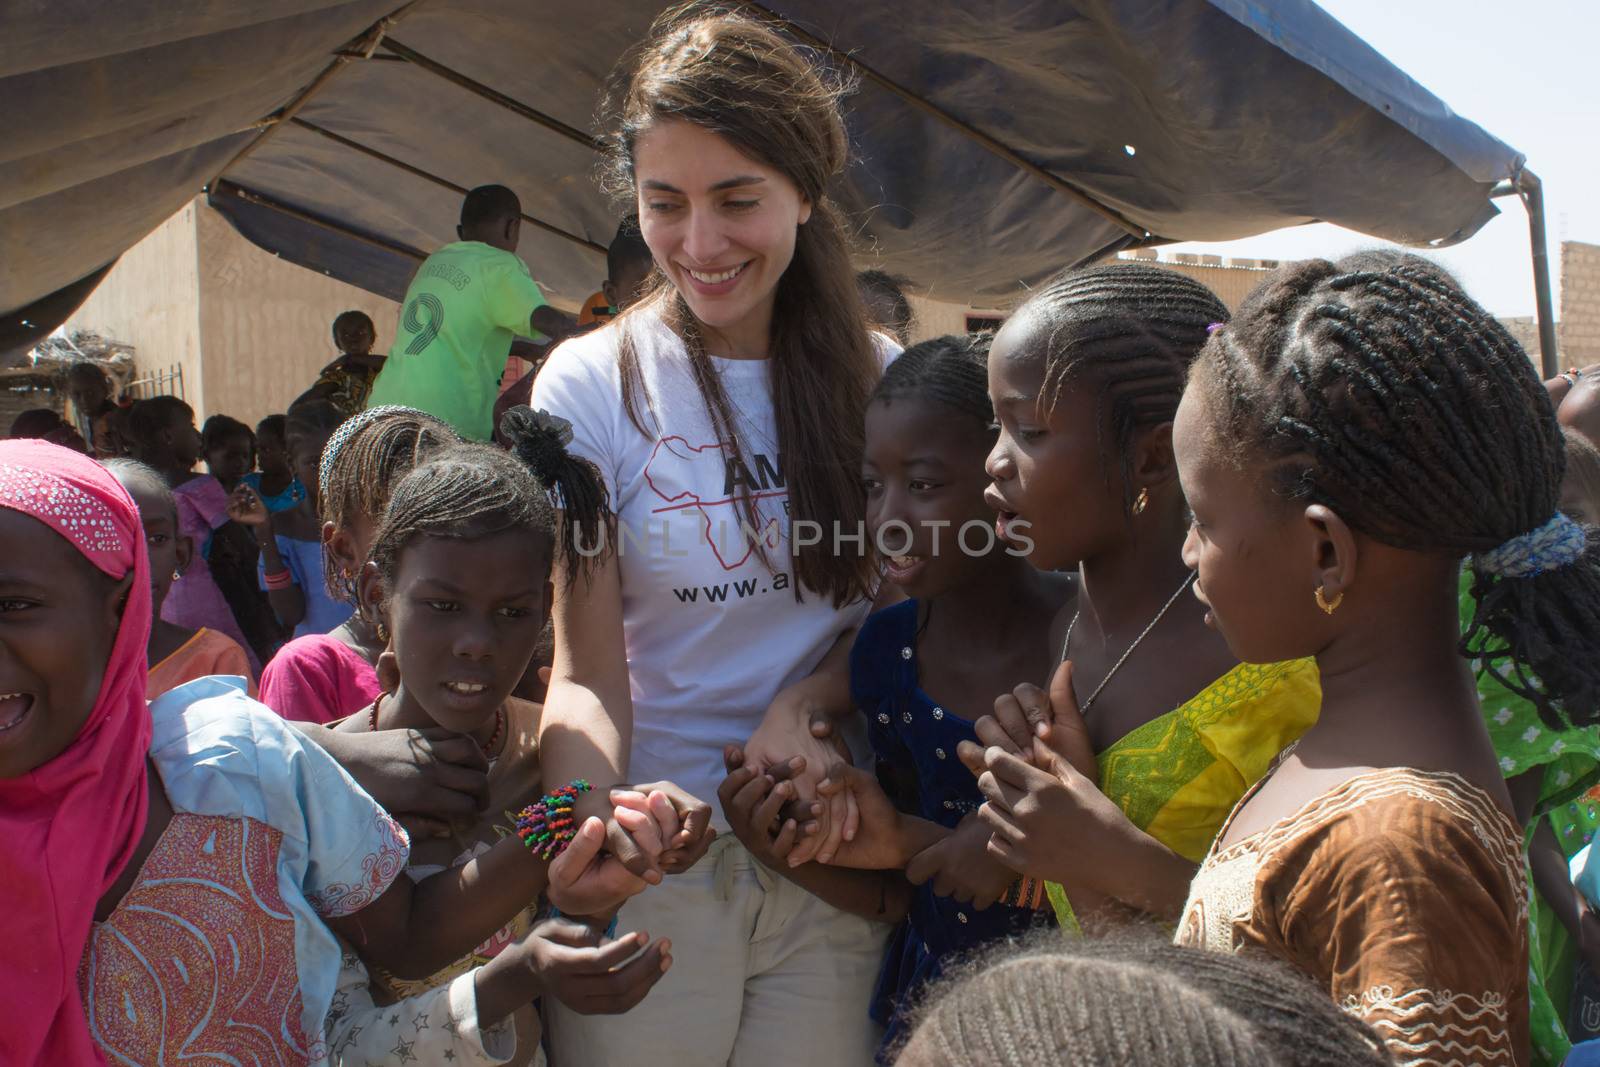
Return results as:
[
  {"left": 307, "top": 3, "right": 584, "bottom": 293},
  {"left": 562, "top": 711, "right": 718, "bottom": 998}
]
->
[{"left": 1, "top": 0, "right": 1525, "bottom": 352}]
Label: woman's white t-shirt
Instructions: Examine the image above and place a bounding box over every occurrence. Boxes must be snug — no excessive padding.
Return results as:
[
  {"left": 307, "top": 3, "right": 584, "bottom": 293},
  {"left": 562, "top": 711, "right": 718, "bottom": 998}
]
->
[{"left": 532, "top": 307, "right": 895, "bottom": 820}]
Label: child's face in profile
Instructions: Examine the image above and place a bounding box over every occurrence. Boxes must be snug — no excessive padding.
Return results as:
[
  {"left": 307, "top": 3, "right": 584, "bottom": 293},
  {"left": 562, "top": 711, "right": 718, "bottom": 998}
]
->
[
  {"left": 121, "top": 480, "right": 190, "bottom": 613},
  {"left": 984, "top": 313, "right": 1130, "bottom": 572},
  {"left": 287, "top": 430, "right": 332, "bottom": 502},
  {"left": 1173, "top": 379, "right": 1315, "bottom": 665},
  {"left": 379, "top": 529, "right": 550, "bottom": 736},
  {"left": 0, "top": 509, "right": 125, "bottom": 779}
]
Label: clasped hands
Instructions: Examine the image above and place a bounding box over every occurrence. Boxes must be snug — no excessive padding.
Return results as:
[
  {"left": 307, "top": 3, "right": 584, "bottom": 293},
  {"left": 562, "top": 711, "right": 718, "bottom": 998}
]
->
[{"left": 718, "top": 661, "right": 1126, "bottom": 908}]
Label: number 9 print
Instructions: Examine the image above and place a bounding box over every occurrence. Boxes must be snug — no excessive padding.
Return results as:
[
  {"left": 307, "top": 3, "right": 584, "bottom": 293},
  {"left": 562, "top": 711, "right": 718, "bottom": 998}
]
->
[{"left": 402, "top": 293, "right": 445, "bottom": 355}]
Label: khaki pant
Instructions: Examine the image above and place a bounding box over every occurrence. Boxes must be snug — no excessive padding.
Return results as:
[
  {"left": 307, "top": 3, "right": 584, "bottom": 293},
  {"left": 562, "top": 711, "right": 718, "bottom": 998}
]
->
[{"left": 543, "top": 838, "right": 890, "bottom": 1066}]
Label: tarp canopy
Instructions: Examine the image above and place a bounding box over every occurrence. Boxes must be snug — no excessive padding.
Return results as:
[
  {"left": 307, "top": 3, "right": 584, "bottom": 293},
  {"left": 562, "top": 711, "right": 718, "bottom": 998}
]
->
[{"left": 1, "top": 0, "right": 1527, "bottom": 353}]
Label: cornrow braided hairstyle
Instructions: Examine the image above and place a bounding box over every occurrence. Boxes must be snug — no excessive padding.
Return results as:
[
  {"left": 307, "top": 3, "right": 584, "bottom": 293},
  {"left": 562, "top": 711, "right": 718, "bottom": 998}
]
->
[
  {"left": 872, "top": 334, "right": 993, "bottom": 428},
  {"left": 1011, "top": 262, "right": 1229, "bottom": 513},
  {"left": 316, "top": 406, "right": 461, "bottom": 602},
  {"left": 368, "top": 408, "right": 612, "bottom": 596},
  {"left": 1199, "top": 250, "right": 1600, "bottom": 727},
  {"left": 895, "top": 930, "right": 1392, "bottom": 1067}
]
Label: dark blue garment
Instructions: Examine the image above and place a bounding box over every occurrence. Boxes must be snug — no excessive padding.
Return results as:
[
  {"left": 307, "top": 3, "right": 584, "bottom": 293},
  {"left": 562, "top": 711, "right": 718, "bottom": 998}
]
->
[{"left": 850, "top": 599, "right": 1050, "bottom": 1061}]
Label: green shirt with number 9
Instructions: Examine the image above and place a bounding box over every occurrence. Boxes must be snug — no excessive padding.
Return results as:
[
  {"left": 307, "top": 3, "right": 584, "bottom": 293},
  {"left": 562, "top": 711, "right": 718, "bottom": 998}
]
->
[{"left": 367, "top": 241, "right": 548, "bottom": 441}]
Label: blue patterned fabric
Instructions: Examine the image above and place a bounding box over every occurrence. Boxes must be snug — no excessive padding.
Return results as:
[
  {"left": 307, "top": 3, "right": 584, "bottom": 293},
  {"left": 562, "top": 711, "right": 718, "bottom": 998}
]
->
[{"left": 850, "top": 600, "right": 1050, "bottom": 1061}]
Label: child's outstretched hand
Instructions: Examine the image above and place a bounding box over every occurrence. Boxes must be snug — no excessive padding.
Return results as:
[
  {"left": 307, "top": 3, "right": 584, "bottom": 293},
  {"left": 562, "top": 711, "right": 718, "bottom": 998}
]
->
[
  {"left": 226, "top": 483, "right": 269, "bottom": 527},
  {"left": 719, "top": 745, "right": 818, "bottom": 870},
  {"left": 474, "top": 917, "right": 670, "bottom": 1023},
  {"left": 903, "top": 812, "right": 1017, "bottom": 911},
  {"left": 547, "top": 816, "right": 652, "bottom": 917}
]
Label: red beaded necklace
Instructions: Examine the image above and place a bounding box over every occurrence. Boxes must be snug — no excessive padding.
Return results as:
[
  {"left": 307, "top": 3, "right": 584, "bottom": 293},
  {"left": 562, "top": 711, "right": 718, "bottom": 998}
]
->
[{"left": 367, "top": 693, "right": 505, "bottom": 756}]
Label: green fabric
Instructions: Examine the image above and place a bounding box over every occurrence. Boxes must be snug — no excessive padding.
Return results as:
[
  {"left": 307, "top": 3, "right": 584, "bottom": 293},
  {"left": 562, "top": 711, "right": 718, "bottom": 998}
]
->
[
  {"left": 1462, "top": 571, "right": 1600, "bottom": 1066},
  {"left": 367, "top": 241, "right": 547, "bottom": 441}
]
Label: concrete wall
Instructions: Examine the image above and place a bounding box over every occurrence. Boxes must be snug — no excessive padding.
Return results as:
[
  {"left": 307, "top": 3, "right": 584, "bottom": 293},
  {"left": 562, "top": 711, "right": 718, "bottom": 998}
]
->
[
  {"left": 1563, "top": 241, "right": 1600, "bottom": 369},
  {"left": 194, "top": 202, "right": 399, "bottom": 426},
  {"left": 63, "top": 202, "right": 203, "bottom": 410}
]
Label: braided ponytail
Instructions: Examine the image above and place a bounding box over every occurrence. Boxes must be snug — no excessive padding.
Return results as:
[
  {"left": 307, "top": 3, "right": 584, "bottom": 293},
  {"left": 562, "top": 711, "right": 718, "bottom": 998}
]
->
[
  {"left": 499, "top": 405, "right": 613, "bottom": 583},
  {"left": 1200, "top": 250, "right": 1600, "bottom": 727}
]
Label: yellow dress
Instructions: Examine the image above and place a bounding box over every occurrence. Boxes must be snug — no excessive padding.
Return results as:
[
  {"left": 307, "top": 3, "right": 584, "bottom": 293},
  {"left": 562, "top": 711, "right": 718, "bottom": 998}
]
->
[{"left": 1048, "top": 659, "right": 1321, "bottom": 930}]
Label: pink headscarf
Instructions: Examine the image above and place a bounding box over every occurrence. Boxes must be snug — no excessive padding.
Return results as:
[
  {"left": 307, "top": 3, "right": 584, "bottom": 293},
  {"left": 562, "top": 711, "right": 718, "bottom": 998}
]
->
[{"left": 0, "top": 440, "right": 151, "bottom": 1066}]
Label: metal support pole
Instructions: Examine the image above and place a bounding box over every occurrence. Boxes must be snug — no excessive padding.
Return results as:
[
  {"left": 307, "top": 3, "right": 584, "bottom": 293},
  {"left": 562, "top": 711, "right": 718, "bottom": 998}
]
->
[{"left": 1518, "top": 169, "right": 1559, "bottom": 377}]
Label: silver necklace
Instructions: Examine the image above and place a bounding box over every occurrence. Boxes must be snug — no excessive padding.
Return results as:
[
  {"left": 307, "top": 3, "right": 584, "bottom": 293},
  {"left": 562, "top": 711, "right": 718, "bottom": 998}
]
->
[{"left": 1062, "top": 572, "right": 1197, "bottom": 715}]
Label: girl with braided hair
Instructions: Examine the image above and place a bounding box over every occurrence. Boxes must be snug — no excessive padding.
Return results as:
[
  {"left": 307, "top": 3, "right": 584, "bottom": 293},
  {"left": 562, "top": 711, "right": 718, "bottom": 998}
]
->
[
  {"left": 328, "top": 407, "right": 673, "bottom": 1065},
  {"left": 949, "top": 262, "right": 1318, "bottom": 934},
  {"left": 1169, "top": 251, "right": 1583, "bottom": 1065},
  {"left": 257, "top": 405, "right": 460, "bottom": 725},
  {"left": 719, "top": 335, "right": 1070, "bottom": 1060}
]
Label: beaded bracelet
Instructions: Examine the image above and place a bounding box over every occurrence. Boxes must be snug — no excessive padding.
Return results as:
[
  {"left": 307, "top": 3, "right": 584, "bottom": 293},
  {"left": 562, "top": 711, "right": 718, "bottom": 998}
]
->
[
  {"left": 1000, "top": 875, "right": 1050, "bottom": 912},
  {"left": 515, "top": 779, "right": 593, "bottom": 861},
  {"left": 263, "top": 568, "right": 293, "bottom": 591}
]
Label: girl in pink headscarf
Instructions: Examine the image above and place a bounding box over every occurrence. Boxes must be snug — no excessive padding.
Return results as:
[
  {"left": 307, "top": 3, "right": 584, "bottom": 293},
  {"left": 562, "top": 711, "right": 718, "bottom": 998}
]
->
[{"left": 0, "top": 441, "right": 669, "bottom": 1066}]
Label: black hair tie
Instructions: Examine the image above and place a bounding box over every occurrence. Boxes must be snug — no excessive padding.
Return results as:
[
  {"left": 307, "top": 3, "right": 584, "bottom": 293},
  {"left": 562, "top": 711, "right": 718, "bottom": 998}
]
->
[{"left": 500, "top": 405, "right": 574, "bottom": 484}]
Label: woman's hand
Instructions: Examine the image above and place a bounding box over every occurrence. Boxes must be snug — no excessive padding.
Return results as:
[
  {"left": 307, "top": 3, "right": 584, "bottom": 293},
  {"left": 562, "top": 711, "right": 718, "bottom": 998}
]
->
[
  {"left": 743, "top": 684, "right": 858, "bottom": 865},
  {"left": 904, "top": 812, "right": 1016, "bottom": 911},
  {"left": 546, "top": 816, "right": 652, "bottom": 917},
  {"left": 718, "top": 745, "right": 818, "bottom": 871},
  {"left": 611, "top": 781, "right": 717, "bottom": 874},
  {"left": 226, "top": 483, "right": 269, "bottom": 527}
]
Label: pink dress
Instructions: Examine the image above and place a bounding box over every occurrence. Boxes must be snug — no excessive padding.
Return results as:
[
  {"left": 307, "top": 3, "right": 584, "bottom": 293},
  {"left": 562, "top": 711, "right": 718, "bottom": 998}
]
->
[
  {"left": 259, "top": 632, "right": 382, "bottom": 724},
  {"left": 162, "top": 475, "right": 260, "bottom": 675}
]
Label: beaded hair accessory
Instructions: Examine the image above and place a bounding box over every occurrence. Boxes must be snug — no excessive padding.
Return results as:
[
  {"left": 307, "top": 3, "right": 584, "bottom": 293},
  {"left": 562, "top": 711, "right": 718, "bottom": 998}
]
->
[
  {"left": 1472, "top": 511, "right": 1589, "bottom": 578},
  {"left": 515, "top": 779, "right": 593, "bottom": 861},
  {"left": 316, "top": 404, "right": 432, "bottom": 494}
]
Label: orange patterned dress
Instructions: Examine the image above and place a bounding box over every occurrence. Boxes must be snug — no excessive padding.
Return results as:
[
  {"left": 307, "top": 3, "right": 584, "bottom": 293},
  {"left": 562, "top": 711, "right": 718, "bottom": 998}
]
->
[{"left": 1178, "top": 767, "right": 1529, "bottom": 1066}]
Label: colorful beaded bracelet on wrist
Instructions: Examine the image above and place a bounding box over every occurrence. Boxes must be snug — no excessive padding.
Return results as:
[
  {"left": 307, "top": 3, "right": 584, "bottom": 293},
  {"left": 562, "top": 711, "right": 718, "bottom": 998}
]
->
[
  {"left": 1001, "top": 875, "right": 1050, "bottom": 912},
  {"left": 515, "top": 779, "right": 593, "bottom": 861}
]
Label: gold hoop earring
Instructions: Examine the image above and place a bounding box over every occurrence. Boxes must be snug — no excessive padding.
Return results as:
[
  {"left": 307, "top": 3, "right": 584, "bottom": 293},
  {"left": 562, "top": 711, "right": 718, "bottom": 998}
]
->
[
  {"left": 1132, "top": 487, "right": 1150, "bottom": 516},
  {"left": 1315, "top": 586, "right": 1344, "bottom": 615},
  {"left": 376, "top": 621, "right": 390, "bottom": 643}
]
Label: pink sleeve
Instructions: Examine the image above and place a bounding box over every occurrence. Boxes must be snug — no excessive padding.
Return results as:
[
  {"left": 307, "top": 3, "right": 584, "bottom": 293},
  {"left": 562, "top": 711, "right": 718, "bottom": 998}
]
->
[
  {"left": 259, "top": 639, "right": 343, "bottom": 724},
  {"left": 175, "top": 476, "right": 231, "bottom": 531}
]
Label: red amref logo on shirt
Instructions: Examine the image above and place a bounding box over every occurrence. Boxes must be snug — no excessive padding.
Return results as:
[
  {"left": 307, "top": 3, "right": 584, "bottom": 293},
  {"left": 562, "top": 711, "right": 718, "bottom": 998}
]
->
[{"left": 645, "top": 436, "right": 784, "bottom": 571}]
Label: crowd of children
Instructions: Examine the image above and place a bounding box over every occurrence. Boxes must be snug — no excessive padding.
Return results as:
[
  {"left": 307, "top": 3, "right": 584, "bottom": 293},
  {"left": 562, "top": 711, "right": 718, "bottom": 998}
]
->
[{"left": 8, "top": 5, "right": 1600, "bottom": 1067}]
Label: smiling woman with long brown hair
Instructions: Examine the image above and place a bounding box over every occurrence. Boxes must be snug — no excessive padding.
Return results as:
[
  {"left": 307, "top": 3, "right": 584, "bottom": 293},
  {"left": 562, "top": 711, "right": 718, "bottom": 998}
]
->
[{"left": 531, "top": 4, "right": 899, "bottom": 1061}]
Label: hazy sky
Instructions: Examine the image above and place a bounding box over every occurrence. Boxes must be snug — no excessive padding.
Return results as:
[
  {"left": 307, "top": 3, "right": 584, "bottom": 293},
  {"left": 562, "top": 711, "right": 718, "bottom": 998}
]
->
[{"left": 1164, "top": 0, "right": 1599, "bottom": 318}]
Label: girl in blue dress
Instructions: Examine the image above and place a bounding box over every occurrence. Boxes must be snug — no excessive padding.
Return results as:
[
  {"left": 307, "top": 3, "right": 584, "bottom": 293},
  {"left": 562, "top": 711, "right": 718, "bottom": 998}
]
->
[{"left": 845, "top": 336, "right": 1073, "bottom": 1055}]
